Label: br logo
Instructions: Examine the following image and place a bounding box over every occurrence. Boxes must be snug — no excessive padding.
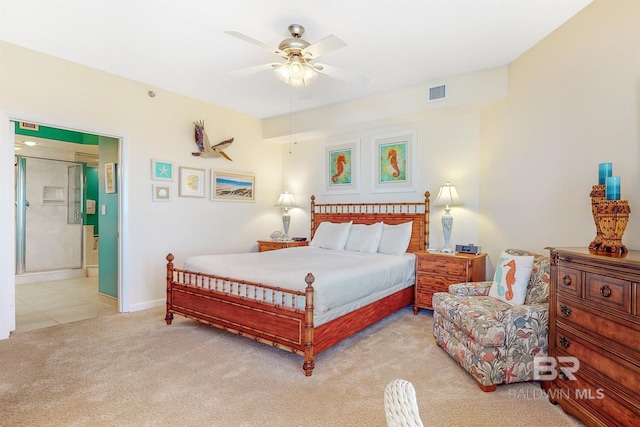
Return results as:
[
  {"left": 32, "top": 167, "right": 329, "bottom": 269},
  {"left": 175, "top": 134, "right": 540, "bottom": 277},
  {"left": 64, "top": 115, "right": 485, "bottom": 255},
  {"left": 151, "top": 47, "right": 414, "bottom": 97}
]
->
[{"left": 533, "top": 355, "right": 580, "bottom": 380}]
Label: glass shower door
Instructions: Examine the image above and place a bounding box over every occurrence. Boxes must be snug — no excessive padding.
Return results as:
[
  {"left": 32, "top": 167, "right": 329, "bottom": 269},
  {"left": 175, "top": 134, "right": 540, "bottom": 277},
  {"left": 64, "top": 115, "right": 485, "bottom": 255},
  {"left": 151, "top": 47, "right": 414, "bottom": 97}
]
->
[
  {"left": 15, "top": 157, "right": 84, "bottom": 273},
  {"left": 68, "top": 164, "right": 83, "bottom": 225}
]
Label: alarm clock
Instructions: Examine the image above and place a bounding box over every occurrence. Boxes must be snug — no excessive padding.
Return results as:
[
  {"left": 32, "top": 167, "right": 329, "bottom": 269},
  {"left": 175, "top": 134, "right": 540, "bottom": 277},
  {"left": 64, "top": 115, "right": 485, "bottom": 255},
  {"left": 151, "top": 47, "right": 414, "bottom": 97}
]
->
[{"left": 455, "top": 244, "right": 481, "bottom": 254}]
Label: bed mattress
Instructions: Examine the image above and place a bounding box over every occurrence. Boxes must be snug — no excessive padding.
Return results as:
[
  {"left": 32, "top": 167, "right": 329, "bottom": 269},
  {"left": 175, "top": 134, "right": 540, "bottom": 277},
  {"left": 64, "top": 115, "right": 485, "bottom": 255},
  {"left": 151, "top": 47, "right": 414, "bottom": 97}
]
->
[{"left": 183, "top": 246, "right": 415, "bottom": 324}]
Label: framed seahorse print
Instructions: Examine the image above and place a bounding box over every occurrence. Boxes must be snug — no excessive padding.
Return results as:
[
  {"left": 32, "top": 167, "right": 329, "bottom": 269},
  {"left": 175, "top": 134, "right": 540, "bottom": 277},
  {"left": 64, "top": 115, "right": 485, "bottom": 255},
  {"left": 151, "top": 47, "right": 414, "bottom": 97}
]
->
[
  {"left": 324, "top": 138, "right": 360, "bottom": 195},
  {"left": 371, "top": 130, "right": 417, "bottom": 193}
]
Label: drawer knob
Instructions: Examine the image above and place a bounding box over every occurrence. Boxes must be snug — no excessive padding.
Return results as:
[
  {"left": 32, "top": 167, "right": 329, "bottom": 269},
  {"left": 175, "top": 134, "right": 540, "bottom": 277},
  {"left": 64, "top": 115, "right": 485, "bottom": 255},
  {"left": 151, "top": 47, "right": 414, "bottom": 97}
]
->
[
  {"left": 561, "top": 275, "right": 572, "bottom": 286},
  {"left": 560, "top": 305, "right": 572, "bottom": 317},
  {"left": 559, "top": 336, "right": 571, "bottom": 348},
  {"left": 599, "top": 285, "right": 612, "bottom": 298}
]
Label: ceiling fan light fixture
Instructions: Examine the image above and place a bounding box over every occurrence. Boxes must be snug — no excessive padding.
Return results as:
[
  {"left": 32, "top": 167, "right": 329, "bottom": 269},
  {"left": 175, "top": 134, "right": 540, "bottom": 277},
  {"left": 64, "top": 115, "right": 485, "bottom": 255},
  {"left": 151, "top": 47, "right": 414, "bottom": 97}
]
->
[{"left": 275, "top": 56, "right": 318, "bottom": 87}]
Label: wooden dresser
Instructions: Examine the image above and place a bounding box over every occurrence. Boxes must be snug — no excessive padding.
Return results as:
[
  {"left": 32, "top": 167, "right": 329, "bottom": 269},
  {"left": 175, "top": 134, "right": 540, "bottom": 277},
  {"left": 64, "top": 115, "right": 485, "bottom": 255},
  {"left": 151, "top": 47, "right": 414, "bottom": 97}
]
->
[
  {"left": 547, "top": 247, "right": 640, "bottom": 427},
  {"left": 413, "top": 251, "right": 487, "bottom": 313}
]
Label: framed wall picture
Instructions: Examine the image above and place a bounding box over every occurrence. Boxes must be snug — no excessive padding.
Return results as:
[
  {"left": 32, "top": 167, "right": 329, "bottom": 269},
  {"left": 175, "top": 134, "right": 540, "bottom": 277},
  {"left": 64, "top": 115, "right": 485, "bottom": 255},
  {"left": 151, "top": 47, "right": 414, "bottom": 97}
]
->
[
  {"left": 212, "top": 171, "right": 255, "bottom": 201},
  {"left": 178, "top": 167, "right": 206, "bottom": 198},
  {"left": 370, "top": 130, "right": 417, "bottom": 193},
  {"left": 151, "top": 159, "right": 174, "bottom": 181},
  {"left": 324, "top": 138, "right": 360, "bottom": 195},
  {"left": 152, "top": 184, "right": 172, "bottom": 202},
  {"left": 104, "top": 163, "right": 117, "bottom": 194}
]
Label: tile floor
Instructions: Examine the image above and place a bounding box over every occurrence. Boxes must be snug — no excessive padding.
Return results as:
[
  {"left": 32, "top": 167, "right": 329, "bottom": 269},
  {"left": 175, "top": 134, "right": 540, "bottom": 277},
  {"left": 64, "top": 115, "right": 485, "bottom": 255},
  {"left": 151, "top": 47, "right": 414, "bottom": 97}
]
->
[{"left": 14, "top": 276, "right": 118, "bottom": 334}]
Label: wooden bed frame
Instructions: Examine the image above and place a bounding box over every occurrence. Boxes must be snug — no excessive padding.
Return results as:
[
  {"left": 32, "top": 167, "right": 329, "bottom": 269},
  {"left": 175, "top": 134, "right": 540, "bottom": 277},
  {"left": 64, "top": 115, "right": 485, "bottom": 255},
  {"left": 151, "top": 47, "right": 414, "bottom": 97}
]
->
[{"left": 165, "top": 192, "right": 430, "bottom": 376}]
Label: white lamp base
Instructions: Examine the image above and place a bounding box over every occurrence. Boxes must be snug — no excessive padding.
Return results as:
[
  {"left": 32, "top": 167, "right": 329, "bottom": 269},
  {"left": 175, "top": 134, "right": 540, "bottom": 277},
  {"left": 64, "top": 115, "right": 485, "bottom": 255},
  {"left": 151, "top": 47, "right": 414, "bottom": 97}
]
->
[
  {"left": 441, "top": 208, "right": 454, "bottom": 253},
  {"left": 282, "top": 213, "right": 291, "bottom": 240}
]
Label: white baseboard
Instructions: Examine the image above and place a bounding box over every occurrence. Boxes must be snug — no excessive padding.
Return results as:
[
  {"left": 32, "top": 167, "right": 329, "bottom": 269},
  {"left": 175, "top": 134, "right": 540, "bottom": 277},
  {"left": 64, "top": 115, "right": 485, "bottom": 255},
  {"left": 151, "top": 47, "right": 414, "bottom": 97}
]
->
[{"left": 127, "top": 298, "right": 165, "bottom": 313}]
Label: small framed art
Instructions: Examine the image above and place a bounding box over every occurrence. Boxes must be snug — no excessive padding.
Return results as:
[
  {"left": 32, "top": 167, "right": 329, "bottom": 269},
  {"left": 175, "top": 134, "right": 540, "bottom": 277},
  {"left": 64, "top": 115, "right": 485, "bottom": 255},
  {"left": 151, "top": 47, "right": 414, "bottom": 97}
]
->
[
  {"left": 370, "top": 130, "right": 417, "bottom": 193},
  {"left": 151, "top": 159, "right": 174, "bottom": 181},
  {"left": 152, "top": 184, "right": 172, "bottom": 202},
  {"left": 212, "top": 171, "right": 255, "bottom": 201},
  {"left": 324, "top": 139, "right": 360, "bottom": 195},
  {"left": 179, "top": 167, "right": 206, "bottom": 198},
  {"left": 104, "top": 163, "right": 117, "bottom": 194}
]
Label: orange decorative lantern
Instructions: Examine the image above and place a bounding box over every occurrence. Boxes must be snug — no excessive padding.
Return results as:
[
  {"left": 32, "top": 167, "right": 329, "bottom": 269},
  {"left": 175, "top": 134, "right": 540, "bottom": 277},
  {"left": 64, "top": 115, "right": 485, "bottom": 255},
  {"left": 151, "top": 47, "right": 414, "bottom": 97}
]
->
[{"left": 593, "top": 200, "right": 630, "bottom": 254}]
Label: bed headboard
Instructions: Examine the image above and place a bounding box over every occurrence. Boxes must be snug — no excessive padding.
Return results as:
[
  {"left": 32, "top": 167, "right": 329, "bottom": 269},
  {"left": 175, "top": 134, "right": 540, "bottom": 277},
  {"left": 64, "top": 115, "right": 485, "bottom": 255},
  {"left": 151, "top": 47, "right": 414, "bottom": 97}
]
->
[{"left": 310, "top": 192, "right": 430, "bottom": 253}]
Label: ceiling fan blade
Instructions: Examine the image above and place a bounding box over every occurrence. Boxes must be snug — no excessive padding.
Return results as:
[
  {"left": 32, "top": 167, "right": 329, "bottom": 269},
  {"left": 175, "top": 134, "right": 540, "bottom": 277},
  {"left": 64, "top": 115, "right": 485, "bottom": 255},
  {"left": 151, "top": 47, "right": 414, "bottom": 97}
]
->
[
  {"left": 228, "top": 62, "right": 281, "bottom": 77},
  {"left": 315, "top": 63, "right": 369, "bottom": 86},
  {"left": 225, "top": 31, "right": 286, "bottom": 57},
  {"left": 303, "top": 34, "right": 347, "bottom": 59}
]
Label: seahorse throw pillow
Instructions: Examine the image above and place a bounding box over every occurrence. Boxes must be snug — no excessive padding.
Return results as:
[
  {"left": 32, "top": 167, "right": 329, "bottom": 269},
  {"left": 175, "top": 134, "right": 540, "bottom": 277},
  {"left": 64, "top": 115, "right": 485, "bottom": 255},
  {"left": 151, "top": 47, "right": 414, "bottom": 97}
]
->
[{"left": 488, "top": 251, "right": 535, "bottom": 306}]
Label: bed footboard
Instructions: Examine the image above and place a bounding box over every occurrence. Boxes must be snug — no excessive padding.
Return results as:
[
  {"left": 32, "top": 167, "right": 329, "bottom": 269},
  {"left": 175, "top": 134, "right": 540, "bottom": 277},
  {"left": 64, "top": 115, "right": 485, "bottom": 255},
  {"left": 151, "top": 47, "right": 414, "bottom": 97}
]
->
[{"left": 165, "top": 254, "right": 317, "bottom": 376}]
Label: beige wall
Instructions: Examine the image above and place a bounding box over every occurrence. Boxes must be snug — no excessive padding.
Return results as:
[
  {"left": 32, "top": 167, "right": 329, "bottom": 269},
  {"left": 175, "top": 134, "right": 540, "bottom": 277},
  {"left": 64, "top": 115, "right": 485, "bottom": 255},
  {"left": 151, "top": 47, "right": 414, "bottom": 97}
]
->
[
  {"left": 480, "top": 0, "right": 640, "bottom": 262},
  {"left": 0, "top": 41, "right": 283, "bottom": 311},
  {"left": 1, "top": 0, "right": 638, "bottom": 319},
  {"left": 275, "top": 68, "right": 510, "bottom": 252},
  {"left": 279, "top": 112, "right": 485, "bottom": 250},
  {"left": 278, "top": 0, "right": 639, "bottom": 270}
]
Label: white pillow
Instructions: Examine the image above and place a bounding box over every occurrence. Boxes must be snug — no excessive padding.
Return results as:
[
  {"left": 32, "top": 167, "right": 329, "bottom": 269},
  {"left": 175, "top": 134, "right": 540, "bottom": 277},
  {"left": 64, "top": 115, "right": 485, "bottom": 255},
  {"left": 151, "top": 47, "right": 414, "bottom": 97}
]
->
[
  {"left": 345, "top": 222, "right": 384, "bottom": 253},
  {"left": 310, "top": 221, "right": 352, "bottom": 250},
  {"left": 488, "top": 251, "right": 535, "bottom": 306},
  {"left": 377, "top": 221, "right": 413, "bottom": 256}
]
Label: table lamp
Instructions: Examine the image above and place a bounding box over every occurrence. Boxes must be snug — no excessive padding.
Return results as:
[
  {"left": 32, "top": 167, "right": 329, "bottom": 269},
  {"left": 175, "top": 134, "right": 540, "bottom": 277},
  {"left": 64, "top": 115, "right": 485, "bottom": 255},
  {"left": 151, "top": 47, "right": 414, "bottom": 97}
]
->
[
  {"left": 433, "top": 182, "right": 463, "bottom": 253},
  {"left": 275, "top": 191, "right": 296, "bottom": 240}
]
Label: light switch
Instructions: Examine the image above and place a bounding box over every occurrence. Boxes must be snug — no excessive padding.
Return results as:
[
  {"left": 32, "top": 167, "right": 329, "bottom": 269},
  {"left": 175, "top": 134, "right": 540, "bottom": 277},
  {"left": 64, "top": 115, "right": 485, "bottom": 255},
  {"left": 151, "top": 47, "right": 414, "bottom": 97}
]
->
[{"left": 101, "top": 204, "right": 106, "bottom": 215}]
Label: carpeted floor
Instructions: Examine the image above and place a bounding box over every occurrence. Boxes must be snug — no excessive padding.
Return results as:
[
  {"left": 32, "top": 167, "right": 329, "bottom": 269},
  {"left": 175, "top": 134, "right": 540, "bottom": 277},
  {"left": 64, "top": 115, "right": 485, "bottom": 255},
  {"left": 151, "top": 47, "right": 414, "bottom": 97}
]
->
[{"left": 0, "top": 306, "right": 583, "bottom": 426}]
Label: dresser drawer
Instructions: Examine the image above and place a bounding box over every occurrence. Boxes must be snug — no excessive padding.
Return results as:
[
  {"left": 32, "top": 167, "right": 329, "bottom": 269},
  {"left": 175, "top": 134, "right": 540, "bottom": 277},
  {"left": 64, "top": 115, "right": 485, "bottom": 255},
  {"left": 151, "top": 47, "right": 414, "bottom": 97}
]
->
[
  {"left": 551, "top": 363, "right": 640, "bottom": 427},
  {"left": 417, "top": 257, "right": 467, "bottom": 280},
  {"left": 555, "top": 327, "right": 640, "bottom": 397},
  {"left": 556, "top": 265, "right": 582, "bottom": 297},
  {"left": 584, "top": 272, "right": 632, "bottom": 313},
  {"left": 556, "top": 298, "right": 640, "bottom": 359}
]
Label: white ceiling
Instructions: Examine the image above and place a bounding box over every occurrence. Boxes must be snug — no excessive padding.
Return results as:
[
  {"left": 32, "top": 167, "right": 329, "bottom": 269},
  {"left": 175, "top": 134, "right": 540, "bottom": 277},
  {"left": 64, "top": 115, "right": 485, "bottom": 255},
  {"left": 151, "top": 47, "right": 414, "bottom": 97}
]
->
[{"left": 1, "top": 0, "right": 592, "bottom": 119}]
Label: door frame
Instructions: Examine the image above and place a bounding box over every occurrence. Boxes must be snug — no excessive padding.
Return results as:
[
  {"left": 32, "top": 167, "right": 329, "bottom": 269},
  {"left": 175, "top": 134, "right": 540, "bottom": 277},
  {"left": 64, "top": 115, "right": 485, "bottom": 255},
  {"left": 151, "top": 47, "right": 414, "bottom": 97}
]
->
[{"left": 1, "top": 111, "right": 130, "bottom": 338}]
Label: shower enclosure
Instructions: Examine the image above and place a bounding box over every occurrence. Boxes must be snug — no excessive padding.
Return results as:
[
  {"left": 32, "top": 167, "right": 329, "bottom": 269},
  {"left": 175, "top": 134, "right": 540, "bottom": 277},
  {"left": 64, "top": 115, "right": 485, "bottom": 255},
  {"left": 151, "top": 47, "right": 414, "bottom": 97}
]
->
[{"left": 15, "top": 156, "right": 85, "bottom": 278}]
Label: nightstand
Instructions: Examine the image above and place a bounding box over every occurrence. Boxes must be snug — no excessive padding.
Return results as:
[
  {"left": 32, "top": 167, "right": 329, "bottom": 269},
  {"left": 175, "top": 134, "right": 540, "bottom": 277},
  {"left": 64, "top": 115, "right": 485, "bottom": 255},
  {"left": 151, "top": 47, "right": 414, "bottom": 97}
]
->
[
  {"left": 257, "top": 240, "right": 309, "bottom": 252},
  {"left": 414, "top": 251, "right": 487, "bottom": 313}
]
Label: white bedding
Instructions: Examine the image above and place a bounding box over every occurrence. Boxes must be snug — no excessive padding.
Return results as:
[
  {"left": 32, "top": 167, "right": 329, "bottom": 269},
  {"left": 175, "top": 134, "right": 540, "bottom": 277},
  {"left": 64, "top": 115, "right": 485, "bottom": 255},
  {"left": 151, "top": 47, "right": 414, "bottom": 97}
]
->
[{"left": 183, "top": 246, "right": 415, "bottom": 317}]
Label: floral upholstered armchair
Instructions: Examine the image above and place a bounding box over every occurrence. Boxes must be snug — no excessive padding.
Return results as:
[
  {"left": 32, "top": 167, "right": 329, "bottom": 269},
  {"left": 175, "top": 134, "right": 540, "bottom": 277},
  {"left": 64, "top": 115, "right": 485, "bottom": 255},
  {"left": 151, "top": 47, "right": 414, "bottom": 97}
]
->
[{"left": 432, "top": 249, "right": 550, "bottom": 392}]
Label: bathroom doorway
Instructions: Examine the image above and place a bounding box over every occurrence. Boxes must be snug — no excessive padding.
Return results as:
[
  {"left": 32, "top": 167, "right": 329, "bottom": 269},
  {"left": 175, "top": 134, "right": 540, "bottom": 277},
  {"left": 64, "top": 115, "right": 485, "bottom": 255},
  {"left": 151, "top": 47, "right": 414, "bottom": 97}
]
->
[{"left": 13, "top": 123, "right": 120, "bottom": 332}]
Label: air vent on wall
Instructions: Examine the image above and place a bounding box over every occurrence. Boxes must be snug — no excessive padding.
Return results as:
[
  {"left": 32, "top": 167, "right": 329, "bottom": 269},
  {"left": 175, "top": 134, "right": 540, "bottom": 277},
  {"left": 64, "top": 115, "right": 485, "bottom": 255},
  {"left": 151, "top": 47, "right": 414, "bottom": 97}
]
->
[
  {"left": 428, "top": 84, "right": 447, "bottom": 102},
  {"left": 19, "top": 121, "right": 39, "bottom": 131}
]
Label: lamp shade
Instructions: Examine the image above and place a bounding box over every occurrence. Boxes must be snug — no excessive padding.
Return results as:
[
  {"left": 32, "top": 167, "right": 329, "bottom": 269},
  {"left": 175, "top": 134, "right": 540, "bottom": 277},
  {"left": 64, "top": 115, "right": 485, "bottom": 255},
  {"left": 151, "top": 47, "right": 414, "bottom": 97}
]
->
[
  {"left": 433, "top": 182, "right": 462, "bottom": 207},
  {"left": 275, "top": 191, "right": 296, "bottom": 209},
  {"left": 274, "top": 56, "right": 318, "bottom": 87}
]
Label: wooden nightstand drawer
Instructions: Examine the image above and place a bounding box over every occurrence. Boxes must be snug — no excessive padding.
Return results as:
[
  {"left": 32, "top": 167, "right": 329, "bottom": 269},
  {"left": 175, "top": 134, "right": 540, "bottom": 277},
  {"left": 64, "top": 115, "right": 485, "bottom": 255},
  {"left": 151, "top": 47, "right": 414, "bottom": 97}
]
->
[
  {"left": 416, "top": 274, "right": 453, "bottom": 289},
  {"left": 417, "top": 256, "right": 467, "bottom": 278},
  {"left": 257, "top": 240, "right": 308, "bottom": 252},
  {"left": 585, "top": 272, "right": 632, "bottom": 313},
  {"left": 259, "top": 242, "right": 285, "bottom": 252},
  {"left": 416, "top": 286, "right": 450, "bottom": 308}
]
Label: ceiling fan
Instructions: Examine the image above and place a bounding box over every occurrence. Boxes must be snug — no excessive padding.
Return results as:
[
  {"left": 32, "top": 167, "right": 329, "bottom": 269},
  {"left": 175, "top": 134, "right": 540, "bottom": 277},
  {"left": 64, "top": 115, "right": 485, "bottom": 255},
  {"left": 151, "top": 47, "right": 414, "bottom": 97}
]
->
[{"left": 225, "top": 24, "right": 368, "bottom": 87}]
